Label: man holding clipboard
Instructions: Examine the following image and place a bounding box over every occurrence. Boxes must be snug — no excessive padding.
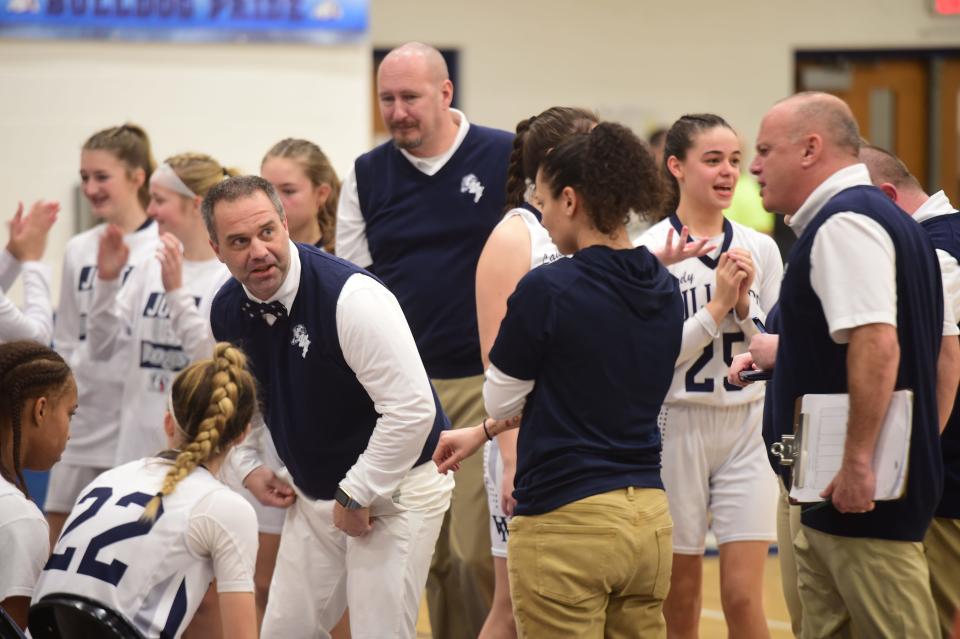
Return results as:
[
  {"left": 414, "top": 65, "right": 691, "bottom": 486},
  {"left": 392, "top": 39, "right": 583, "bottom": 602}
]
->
[{"left": 748, "top": 92, "right": 949, "bottom": 638}]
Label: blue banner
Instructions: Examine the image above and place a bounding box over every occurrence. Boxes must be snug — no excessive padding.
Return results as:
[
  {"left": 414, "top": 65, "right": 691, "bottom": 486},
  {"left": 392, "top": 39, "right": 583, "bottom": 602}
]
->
[{"left": 0, "top": 0, "right": 366, "bottom": 42}]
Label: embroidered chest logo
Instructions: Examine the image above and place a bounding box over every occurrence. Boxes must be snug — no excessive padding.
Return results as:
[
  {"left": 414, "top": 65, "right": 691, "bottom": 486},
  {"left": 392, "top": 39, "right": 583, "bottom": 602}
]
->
[
  {"left": 460, "top": 174, "right": 485, "bottom": 203},
  {"left": 291, "top": 324, "right": 311, "bottom": 358}
]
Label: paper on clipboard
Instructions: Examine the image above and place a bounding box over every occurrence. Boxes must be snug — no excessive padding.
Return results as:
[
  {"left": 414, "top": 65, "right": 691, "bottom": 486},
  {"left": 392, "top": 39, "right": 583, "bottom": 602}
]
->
[{"left": 789, "top": 389, "right": 913, "bottom": 503}]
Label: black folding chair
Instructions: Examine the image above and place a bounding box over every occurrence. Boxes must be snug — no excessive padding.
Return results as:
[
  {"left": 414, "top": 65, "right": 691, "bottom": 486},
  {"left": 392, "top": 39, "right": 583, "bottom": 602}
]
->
[
  {"left": 0, "top": 606, "right": 27, "bottom": 639},
  {"left": 28, "top": 594, "right": 144, "bottom": 639}
]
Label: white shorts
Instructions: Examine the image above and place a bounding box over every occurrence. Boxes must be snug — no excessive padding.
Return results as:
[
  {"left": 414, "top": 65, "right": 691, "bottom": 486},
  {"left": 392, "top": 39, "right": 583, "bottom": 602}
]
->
[
  {"left": 483, "top": 440, "right": 510, "bottom": 559},
  {"left": 44, "top": 462, "right": 107, "bottom": 513},
  {"left": 660, "top": 401, "right": 778, "bottom": 554},
  {"left": 220, "top": 459, "right": 287, "bottom": 536}
]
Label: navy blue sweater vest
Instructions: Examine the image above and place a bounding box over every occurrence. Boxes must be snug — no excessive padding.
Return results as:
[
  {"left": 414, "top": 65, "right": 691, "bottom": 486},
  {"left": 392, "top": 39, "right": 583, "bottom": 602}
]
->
[
  {"left": 759, "top": 304, "right": 786, "bottom": 485},
  {"left": 211, "top": 244, "right": 446, "bottom": 500},
  {"left": 921, "top": 212, "right": 960, "bottom": 519},
  {"left": 773, "top": 186, "right": 943, "bottom": 542},
  {"left": 354, "top": 124, "right": 513, "bottom": 379}
]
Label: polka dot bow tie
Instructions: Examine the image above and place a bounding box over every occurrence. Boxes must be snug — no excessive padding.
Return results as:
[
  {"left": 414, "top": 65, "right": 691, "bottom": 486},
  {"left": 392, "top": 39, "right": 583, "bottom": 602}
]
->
[{"left": 241, "top": 299, "right": 288, "bottom": 322}]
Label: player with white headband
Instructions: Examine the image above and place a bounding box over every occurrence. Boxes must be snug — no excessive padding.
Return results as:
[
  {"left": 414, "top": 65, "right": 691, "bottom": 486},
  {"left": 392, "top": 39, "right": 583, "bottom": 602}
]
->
[{"left": 87, "top": 153, "right": 237, "bottom": 467}]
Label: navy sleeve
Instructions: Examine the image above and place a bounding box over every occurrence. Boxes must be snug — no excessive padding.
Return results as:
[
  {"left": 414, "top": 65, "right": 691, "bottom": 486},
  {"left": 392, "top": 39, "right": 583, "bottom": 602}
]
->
[{"left": 488, "top": 268, "right": 551, "bottom": 380}]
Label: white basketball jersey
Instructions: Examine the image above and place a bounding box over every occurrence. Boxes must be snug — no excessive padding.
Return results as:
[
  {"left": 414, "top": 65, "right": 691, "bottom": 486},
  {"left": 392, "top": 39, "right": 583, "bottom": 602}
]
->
[
  {"left": 500, "top": 207, "right": 563, "bottom": 269},
  {"left": 33, "top": 460, "right": 227, "bottom": 639},
  {"left": 637, "top": 216, "right": 783, "bottom": 407},
  {"left": 54, "top": 223, "right": 158, "bottom": 467},
  {"left": 114, "top": 258, "right": 230, "bottom": 465}
]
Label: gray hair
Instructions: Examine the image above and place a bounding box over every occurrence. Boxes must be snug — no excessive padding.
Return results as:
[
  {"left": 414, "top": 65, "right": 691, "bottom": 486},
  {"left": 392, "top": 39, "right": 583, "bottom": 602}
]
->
[{"left": 201, "top": 175, "right": 285, "bottom": 243}]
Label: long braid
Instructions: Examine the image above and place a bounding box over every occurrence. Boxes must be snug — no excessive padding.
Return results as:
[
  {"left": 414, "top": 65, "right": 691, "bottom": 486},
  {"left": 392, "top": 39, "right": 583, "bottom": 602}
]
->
[
  {"left": 0, "top": 342, "right": 71, "bottom": 497},
  {"left": 8, "top": 378, "right": 26, "bottom": 495},
  {"left": 141, "top": 343, "right": 254, "bottom": 522},
  {"left": 504, "top": 115, "right": 537, "bottom": 213}
]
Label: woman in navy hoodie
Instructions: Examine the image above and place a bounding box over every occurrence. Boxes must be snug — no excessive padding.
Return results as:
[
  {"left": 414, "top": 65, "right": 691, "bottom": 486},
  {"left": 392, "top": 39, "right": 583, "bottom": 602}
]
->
[{"left": 434, "top": 122, "right": 683, "bottom": 638}]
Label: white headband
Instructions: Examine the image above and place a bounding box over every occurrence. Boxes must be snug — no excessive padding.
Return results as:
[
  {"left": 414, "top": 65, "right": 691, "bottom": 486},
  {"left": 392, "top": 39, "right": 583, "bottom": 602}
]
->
[
  {"left": 167, "top": 393, "right": 190, "bottom": 442},
  {"left": 151, "top": 163, "right": 196, "bottom": 199}
]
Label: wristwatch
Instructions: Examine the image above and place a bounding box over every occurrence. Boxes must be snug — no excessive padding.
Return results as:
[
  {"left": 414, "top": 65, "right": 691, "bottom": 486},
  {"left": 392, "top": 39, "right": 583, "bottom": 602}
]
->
[{"left": 334, "top": 485, "right": 364, "bottom": 510}]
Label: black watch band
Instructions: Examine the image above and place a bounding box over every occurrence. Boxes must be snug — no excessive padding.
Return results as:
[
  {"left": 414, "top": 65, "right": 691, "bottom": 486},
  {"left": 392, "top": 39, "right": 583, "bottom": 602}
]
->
[{"left": 335, "top": 486, "right": 364, "bottom": 510}]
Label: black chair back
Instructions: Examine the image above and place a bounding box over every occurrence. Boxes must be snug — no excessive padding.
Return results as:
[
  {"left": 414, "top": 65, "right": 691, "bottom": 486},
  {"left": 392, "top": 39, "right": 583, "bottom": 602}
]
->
[
  {"left": 0, "top": 606, "right": 27, "bottom": 639},
  {"left": 28, "top": 594, "right": 144, "bottom": 639}
]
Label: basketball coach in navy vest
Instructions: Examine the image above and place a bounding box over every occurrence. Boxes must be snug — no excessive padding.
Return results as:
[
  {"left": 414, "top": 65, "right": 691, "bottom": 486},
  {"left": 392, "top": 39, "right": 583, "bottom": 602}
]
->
[
  {"left": 752, "top": 92, "right": 946, "bottom": 637},
  {"left": 202, "top": 175, "right": 454, "bottom": 638},
  {"left": 337, "top": 42, "right": 513, "bottom": 638}
]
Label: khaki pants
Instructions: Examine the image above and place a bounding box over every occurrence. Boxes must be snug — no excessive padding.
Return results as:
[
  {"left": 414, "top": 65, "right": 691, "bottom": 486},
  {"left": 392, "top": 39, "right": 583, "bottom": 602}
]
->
[
  {"left": 777, "top": 482, "right": 803, "bottom": 637},
  {"left": 925, "top": 517, "right": 960, "bottom": 638},
  {"left": 795, "top": 524, "right": 938, "bottom": 638},
  {"left": 507, "top": 487, "right": 672, "bottom": 639},
  {"left": 425, "top": 375, "right": 494, "bottom": 639}
]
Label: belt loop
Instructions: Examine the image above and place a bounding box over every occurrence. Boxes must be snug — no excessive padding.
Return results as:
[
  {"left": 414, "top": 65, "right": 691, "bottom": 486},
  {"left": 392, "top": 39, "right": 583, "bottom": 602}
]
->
[{"left": 627, "top": 486, "right": 635, "bottom": 500}]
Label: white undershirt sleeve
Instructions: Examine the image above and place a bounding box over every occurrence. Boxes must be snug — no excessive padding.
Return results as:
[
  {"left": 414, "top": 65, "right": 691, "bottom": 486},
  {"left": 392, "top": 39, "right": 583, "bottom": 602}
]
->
[
  {"left": 937, "top": 248, "right": 960, "bottom": 336},
  {"left": 483, "top": 364, "right": 534, "bottom": 420},
  {"left": 86, "top": 275, "right": 127, "bottom": 360},
  {"left": 0, "top": 515, "right": 48, "bottom": 600},
  {"left": 335, "top": 168, "right": 373, "bottom": 268},
  {"left": 226, "top": 411, "right": 268, "bottom": 484},
  {"left": 185, "top": 490, "right": 257, "bottom": 593},
  {"left": 336, "top": 274, "right": 435, "bottom": 506},
  {"left": 675, "top": 308, "right": 721, "bottom": 367},
  {"left": 0, "top": 262, "right": 53, "bottom": 344},
  {"left": 53, "top": 253, "right": 80, "bottom": 362},
  {"left": 758, "top": 236, "right": 785, "bottom": 313},
  {"left": 0, "top": 249, "right": 21, "bottom": 292},
  {"left": 732, "top": 234, "right": 784, "bottom": 338},
  {"left": 810, "top": 212, "right": 897, "bottom": 344},
  {"left": 166, "top": 278, "right": 222, "bottom": 363}
]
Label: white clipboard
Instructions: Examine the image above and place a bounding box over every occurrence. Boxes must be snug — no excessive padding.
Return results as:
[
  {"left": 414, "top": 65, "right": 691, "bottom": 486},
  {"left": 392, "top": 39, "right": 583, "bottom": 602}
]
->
[{"left": 789, "top": 390, "right": 912, "bottom": 503}]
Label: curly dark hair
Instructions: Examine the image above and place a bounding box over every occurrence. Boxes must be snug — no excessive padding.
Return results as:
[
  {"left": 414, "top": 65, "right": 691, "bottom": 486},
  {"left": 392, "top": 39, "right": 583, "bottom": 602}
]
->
[
  {"left": 537, "top": 122, "right": 663, "bottom": 234},
  {"left": 504, "top": 107, "right": 598, "bottom": 213},
  {"left": 660, "top": 113, "right": 735, "bottom": 218},
  {"left": 0, "top": 341, "right": 72, "bottom": 497}
]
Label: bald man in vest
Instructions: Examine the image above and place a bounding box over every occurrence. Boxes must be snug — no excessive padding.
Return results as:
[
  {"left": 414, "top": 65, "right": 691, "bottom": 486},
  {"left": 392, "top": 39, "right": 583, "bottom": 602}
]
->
[
  {"left": 337, "top": 42, "right": 512, "bottom": 638},
  {"left": 752, "top": 92, "right": 947, "bottom": 637}
]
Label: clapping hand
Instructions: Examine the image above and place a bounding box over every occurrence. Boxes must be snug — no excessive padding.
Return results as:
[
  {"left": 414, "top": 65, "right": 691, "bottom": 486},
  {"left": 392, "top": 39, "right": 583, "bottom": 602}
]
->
[
  {"left": 725, "top": 248, "right": 756, "bottom": 318},
  {"left": 96, "top": 224, "right": 129, "bottom": 281},
  {"left": 7, "top": 200, "right": 59, "bottom": 262},
  {"left": 156, "top": 233, "right": 184, "bottom": 292}
]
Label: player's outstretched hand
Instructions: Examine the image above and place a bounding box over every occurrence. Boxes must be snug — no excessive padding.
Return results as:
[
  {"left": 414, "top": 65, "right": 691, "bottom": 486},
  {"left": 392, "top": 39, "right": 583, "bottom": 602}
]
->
[
  {"left": 727, "top": 352, "right": 756, "bottom": 388},
  {"left": 7, "top": 200, "right": 59, "bottom": 262},
  {"left": 243, "top": 465, "right": 296, "bottom": 508},
  {"left": 97, "top": 224, "right": 129, "bottom": 281},
  {"left": 333, "top": 504, "right": 373, "bottom": 537},
  {"left": 433, "top": 424, "right": 487, "bottom": 474},
  {"left": 156, "top": 233, "right": 184, "bottom": 292},
  {"left": 653, "top": 225, "right": 717, "bottom": 266}
]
